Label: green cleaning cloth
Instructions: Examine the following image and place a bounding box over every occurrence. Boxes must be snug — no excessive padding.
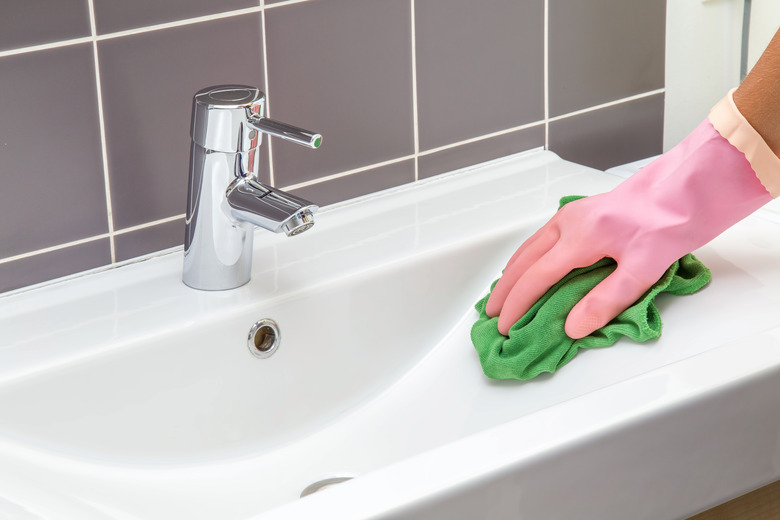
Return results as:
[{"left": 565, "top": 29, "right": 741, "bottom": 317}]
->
[{"left": 471, "top": 196, "right": 712, "bottom": 381}]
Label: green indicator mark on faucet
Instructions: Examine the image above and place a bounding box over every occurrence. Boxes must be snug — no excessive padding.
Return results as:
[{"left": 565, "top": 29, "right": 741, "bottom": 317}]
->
[{"left": 313, "top": 136, "right": 322, "bottom": 148}]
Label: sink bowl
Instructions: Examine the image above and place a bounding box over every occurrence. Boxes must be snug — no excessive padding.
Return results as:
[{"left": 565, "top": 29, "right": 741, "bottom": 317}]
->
[{"left": 2, "top": 150, "right": 780, "bottom": 519}]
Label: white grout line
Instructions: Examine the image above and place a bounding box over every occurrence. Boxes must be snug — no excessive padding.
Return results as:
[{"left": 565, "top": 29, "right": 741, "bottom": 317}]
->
[
  {"left": 410, "top": 0, "right": 420, "bottom": 182},
  {"left": 280, "top": 118, "right": 548, "bottom": 192},
  {"left": 0, "top": 0, "right": 366, "bottom": 62},
  {"left": 280, "top": 154, "right": 417, "bottom": 192},
  {"left": 0, "top": 80, "right": 664, "bottom": 267},
  {"left": 87, "top": 0, "right": 117, "bottom": 263},
  {"left": 0, "top": 37, "right": 94, "bottom": 59},
  {"left": 0, "top": 244, "right": 186, "bottom": 299},
  {"left": 547, "top": 88, "right": 666, "bottom": 123},
  {"left": 113, "top": 214, "right": 185, "bottom": 235},
  {"left": 420, "top": 120, "right": 546, "bottom": 156},
  {"left": 0, "top": 234, "right": 111, "bottom": 266},
  {"left": 0, "top": 0, "right": 666, "bottom": 272},
  {"left": 260, "top": 4, "right": 276, "bottom": 187},
  {"left": 94, "top": 7, "right": 264, "bottom": 42},
  {"left": 0, "top": 78, "right": 664, "bottom": 268},
  {"left": 0, "top": 9, "right": 269, "bottom": 60},
  {"left": 262, "top": 0, "right": 311, "bottom": 8},
  {"left": 0, "top": 215, "right": 187, "bottom": 266},
  {"left": 543, "top": 0, "right": 550, "bottom": 149},
  {"left": 277, "top": 85, "right": 665, "bottom": 194}
]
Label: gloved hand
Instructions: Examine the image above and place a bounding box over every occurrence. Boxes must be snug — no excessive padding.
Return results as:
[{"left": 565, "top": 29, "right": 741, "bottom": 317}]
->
[{"left": 486, "top": 90, "right": 778, "bottom": 339}]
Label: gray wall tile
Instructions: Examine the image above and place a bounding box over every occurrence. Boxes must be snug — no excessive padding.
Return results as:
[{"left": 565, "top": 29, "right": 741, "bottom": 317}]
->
[
  {"left": 0, "top": 0, "right": 90, "bottom": 51},
  {"left": 0, "top": 0, "right": 668, "bottom": 294},
  {"left": 0, "top": 44, "right": 107, "bottom": 257},
  {"left": 115, "top": 220, "right": 183, "bottom": 262},
  {"left": 0, "top": 240, "right": 111, "bottom": 294},
  {"left": 549, "top": 94, "right": 664, "bottom": 170},
  {"left": 549, "top": 0, "right": 665, "bottom": 117},
  {"left": 265, "top": 0, "right": 414, "bottom": 187},
  {"left": 288, "top": 160, "right": 415, "bottom": 207},
  {"left": 415, "top": 0, "right": 544, "bottom": 151},
  {"left": 98, "top": 14, "right": 265, "bottom": 230},
  {"left": 419, "top": 126, "right": 545, "bottom": 180},
  {"left": 93, "top": 0, "right": 258, "bottom": 35}
]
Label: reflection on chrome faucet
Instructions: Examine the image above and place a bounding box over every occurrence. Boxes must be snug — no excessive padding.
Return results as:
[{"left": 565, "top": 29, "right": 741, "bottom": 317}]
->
[{"left": 183, "top": 85, "right": 321, "bottom": 291}]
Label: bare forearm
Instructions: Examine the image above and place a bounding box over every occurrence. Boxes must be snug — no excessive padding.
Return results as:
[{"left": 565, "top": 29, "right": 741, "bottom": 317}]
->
[{"left": 733, "top": 28, "right": 780, "bottom": 155}]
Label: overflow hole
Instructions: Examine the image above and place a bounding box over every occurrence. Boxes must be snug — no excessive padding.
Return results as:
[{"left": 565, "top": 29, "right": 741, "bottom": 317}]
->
[{"left": 248, "top": 319, "right": 280, "bottom": 358}]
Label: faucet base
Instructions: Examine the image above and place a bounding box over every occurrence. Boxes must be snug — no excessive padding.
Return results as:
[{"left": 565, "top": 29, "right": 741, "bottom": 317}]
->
[{"left": 182, "top": 220, "right": 255, "bottom": 291}]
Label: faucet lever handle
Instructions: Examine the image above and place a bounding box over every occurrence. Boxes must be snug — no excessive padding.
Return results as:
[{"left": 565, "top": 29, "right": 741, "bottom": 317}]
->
[
  {"left": 191, "top": 84, "right": 321, "bottom": 152},
  {"left": 248, "top": 116, "right": 322, "bottom": 149}
]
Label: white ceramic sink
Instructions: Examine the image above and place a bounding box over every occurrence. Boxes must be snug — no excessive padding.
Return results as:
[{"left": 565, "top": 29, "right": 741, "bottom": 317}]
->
[{"left": 2, "top": 150, "right": 780, "bottom": 519}]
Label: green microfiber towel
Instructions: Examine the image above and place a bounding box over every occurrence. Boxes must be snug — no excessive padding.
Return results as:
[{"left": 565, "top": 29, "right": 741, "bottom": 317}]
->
[{"left": 471, "top": 196, "right": 712, "bottom": 381}]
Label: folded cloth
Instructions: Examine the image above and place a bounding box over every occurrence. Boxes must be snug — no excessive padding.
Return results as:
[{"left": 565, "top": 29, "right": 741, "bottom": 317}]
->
[{"left": 471, "top": 196, "right": 712, "bottom": 381}]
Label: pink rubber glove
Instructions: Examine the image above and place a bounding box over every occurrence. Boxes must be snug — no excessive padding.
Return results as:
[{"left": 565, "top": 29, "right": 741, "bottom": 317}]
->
[{"left": 486, "top": 90, "right": 779, "bottom": 339}]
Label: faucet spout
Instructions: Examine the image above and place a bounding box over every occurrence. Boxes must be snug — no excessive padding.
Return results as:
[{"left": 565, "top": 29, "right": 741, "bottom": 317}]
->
[
  {"left": 182, "top": 85, "right": 321, "bottom": 291},
  {"left": 226, "top": 177, "right": 317, "bottom": 236}
]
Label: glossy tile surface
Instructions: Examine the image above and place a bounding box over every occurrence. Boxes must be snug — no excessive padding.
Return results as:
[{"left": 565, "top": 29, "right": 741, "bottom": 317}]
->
[
  {"left": 98, "top": 14, "right": 265, "bottom": 229},
  {"left": 265, "top": 0, "right": 414, "bottom": 187},
  {"left": 0, "top": 45, "right": 107, "bottom": 257},
  {"left": 0, "top": 0, "right": 90, "bottom": 51},
  {"left": 114, "top": 220, "right": 184, "bottom": 262},
  {"left": 549, "top": 94, "right": 664, "bottom": 170},
  {"left": 0, "top": 0, "right": 669, "bottom": 294},
  {"left": 548, "top": 0, "right": 665, "bottom": 117},
  {"left": 92, "top": 0, "right": 257, "bottom": 34},
  {"left": 418, "top": 126, "right": 544, "bottom": 180},
  {"left": 288, "top": 160, "right": 415, "bottom": 207},
  {"left": 415, "top": 0, "right": 544, "bottom": 151},
  {"left": 0, "top": 240, "right": 111, "bottom": 293}
]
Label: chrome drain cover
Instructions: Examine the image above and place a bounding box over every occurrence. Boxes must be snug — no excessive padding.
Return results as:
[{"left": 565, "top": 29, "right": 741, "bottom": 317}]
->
[{"left": 247, "top": 319, "right": 280, "bottom": 358}]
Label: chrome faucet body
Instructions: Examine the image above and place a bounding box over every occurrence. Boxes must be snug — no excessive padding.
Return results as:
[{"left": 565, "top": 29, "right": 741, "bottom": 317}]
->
[{"left": 183, "top": 85, "right": 321, "bottom": 290}]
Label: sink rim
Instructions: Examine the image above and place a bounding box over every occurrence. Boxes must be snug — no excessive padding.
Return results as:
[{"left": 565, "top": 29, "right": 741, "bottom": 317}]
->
[{"left": 2, "top": 149, "right": 779, "bottom": 519}]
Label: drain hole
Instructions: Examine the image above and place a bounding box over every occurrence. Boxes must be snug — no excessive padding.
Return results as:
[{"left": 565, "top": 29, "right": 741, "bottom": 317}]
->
[
  {"left": 254, "top": 326, "right": 275, "bottom": 351},
  {"left": 300, "top": 476, "right": 355, "bottom": 498},
  {"left": 248, "top": 319, "right": 280, "bottom": 358}
]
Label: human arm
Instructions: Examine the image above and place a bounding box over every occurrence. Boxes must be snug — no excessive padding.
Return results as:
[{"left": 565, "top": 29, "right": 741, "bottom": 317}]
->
[{"left": 485, "top": 29, "right": 780, "bottom": 339}]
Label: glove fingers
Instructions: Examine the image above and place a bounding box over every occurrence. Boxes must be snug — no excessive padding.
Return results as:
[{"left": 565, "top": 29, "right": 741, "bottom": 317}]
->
[
  {"left": 486, "top": 225, "right": 560, "bottom": 318},
  {"left": 495, "top": 244, "right": 590, "bottom": 336},
  {"left": 564, "top": 266, "right": 652, "bottom": 339},
  {"left": 503, "top": 223, "right": 551, "bottom": 270}
]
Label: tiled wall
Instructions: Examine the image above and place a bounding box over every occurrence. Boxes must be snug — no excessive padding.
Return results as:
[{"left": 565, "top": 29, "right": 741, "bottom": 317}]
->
[{"left": 0, "top": 0, "right": 666, "bottom": 294}]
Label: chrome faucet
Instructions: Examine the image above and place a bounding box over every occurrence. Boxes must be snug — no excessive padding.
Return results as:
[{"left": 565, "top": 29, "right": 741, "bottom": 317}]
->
[{"left": 183, "top": 85, "right": 321, "bottom": 290}]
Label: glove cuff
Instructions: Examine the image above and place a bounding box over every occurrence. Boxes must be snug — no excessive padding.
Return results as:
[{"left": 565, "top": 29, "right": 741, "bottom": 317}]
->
[{"left": 709, "top": 88, "right": 780, "bottom": 197}]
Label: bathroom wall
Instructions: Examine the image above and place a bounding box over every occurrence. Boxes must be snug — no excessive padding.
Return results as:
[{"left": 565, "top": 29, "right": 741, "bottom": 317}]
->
[
  {"left": 664, "top": 0, "right": 780, "bottom": 151},
  {"left": 0, "top": 0, "right": 666, "bottom": 294},
  {"left": 663, "top": 0, "right": 744, "bottom": 150},
  {"left": 748, "top": 1, "right": 780, "bottom": 69}
]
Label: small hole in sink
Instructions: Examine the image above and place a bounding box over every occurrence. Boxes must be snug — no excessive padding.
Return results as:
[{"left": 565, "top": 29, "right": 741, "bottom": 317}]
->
[
  {"left": 254, "top": 326, "right": 275, "bottom": 351},
  {"left": 248, "top": 319, "right": 280, "bottom": 358}
]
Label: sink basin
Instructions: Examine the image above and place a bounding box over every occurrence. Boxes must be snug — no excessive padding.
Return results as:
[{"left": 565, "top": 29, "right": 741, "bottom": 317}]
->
[{"left": 2, "top": 150, "right": 780, "bottom": 519}]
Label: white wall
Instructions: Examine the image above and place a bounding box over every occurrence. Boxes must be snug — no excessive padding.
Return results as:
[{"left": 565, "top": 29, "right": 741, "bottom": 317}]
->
[
  {"left": 664, "top": 0, "right": 742, "bottom": 150},
  {"left": 747, "top": 1, "right": 780, "bottom": 69},
  {"left": 664, "top": 0, "right": 780, "bottom": 151}
]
